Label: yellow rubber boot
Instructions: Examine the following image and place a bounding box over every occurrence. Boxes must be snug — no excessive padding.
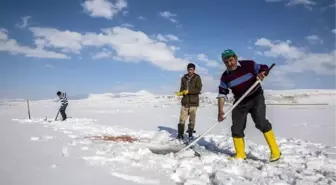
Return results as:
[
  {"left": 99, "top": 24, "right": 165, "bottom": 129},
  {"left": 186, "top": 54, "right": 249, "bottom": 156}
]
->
[
  {"left": 229, "top": 137, "right": 246, "bottom": 160},
  {"left": 263, "top": 130, "right": 281, "bottom": 162}
]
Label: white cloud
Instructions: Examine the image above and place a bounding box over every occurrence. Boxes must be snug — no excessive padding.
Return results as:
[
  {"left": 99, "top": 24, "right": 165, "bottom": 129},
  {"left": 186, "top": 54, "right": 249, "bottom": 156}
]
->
[
  {"left": 197, "top": 54, "right": 219, "bottom": 67},
  {"left": 30, "top": 27, "right": 83, "bottom": 54},
  {"left": 159, "top": 11, "right": 177, "bottom": 23},
  {"left": 137, "top": 16, "right": 146, "bottom": 20},
  {"left": 92, "top": 49, "right": 113, "bottom": 59},
  {"left": 254, "top": 37, "right": 336, "bottom": 89},
  {"left": 328, "top": 1, "right": 336, "bottom": 8},
  {"left": 155, "top": 72, "right": 221, "bottom": 93},
  {"left": 0, "top": 28, "right": 8, "bottom": 40},
  {"left": 321, "top": 1, "right": 335, "bottom": 11},
  {"left": 92, "top": 51, "right": 112, "bottom": 59},
  {"left": 0, "top": 28, "right": 69, "bottom": 59},
  {"left": 16, "top": 16, "right": 31, "bottom": 29},
  {"left": 264, "top": 69, "right": 296, "bottom": 89},
  {"left": 82, "top": 0, "right": 127, "bottom": 19},
  {"left": 255, "top": 51, "right": 264, "bottom": 56},
  {"left": 287, "top": 0, "right": 316, "bottom": 6},
  {"left": 25, "top": 26, "right": 200, "bottom": 71},
  {"left": 45, "top": 64, "right": 54, "bottom": 68},
  {"left": 305, "top": 35, "right": 323, "bottom": 44},
  {"left": 200, "top": 74, "right": 221, "bottom": 93},
  {"left": 255, "top": 38, "right": 305, "bottom": 59},
  {"left": 165, "top": 34, "right": 180, "bottom": 41},
  {"left": 255, "top": 37, "right": 335, "bottom": 75},
  {"left": 265, "top": 0, "right": 282, "bottom": 2},
  {"left": 156, "top": 34, "right": 168, "bottom": 42},
  {"left": 332, "top": 29, "right": 336, "bottom": 34},
  {"left": 265, "top": 0, "right": 316, "bottom": 9},
  {"left": 169, "top": 46, "right": 180, "bottom": 52},
  {"left": 122, "top": 11, "right": 128, "bottom": 16},
  {"left": 183, "top": 54, "right": 194, "bottom": 61},
  {"left": 155, "top": 34, "right": 180, "bottom": 42},
  {"left": 120, "top": 23, "right": 133, "bottom": 28}
]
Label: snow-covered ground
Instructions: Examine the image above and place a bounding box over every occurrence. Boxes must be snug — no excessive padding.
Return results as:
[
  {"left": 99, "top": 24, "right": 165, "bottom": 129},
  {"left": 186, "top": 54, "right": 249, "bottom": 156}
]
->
[{"left": 0, "top": 89, "right": 335, "bottom": 185}]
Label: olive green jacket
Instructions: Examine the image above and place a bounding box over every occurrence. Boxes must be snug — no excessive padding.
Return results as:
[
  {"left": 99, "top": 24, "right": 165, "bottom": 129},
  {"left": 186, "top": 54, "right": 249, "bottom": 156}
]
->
[{"left": 179, "top": 73, "right": 203, "bottom": 107}]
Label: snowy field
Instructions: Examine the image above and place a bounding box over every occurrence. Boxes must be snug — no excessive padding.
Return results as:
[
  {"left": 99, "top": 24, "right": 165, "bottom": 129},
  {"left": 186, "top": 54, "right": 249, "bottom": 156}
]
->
[{"left": 0, "top": 89, "right": 336, "bottom": 185}]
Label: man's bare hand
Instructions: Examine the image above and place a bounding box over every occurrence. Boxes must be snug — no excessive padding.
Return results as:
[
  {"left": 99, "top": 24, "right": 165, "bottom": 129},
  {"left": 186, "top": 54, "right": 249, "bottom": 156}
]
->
[
  {"left": 218, "top": 111, "right": 225, "bottom": 122},
  {"left": 257, "top": 71, "right": 266, "bottom": 81}
]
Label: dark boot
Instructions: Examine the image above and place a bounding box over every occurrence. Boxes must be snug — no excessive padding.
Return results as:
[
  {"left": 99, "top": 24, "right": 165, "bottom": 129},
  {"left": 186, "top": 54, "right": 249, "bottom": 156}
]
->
[
  {"left": 60, "top": 110, "right": 67, "bottom": 121},
  {"left": 177, "top": 123, "right": 184, "bottom": 140},
  {"left": 61, "top": 111, "right": 67, "bottom": 121},
  {"left": 187, "top": 124, "right": 195, "bottom": 138},
  {"left": 59, "top": 104, "right": 68, "bottom": 121}
]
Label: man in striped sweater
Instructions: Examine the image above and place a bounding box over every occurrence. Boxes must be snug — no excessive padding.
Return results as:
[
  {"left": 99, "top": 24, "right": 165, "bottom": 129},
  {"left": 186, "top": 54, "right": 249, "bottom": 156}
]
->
[
  {"left": 217, "top": 49, "right": 281, "bottom": 162},
  {"left": 57, "top": 91, "right": 68, "bottom": 121}
]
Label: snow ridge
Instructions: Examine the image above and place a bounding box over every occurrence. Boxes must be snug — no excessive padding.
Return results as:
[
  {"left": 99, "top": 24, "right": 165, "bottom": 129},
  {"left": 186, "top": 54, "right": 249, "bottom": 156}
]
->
[{"left": 86, "top": 89, "right": 336, "bottom": 106}]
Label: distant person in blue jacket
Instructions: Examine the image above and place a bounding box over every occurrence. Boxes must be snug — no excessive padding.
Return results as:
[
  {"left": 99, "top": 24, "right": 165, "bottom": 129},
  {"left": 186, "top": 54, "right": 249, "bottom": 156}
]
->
[{"left": 57, "top": 91, "right": 68, "bottom": 121}]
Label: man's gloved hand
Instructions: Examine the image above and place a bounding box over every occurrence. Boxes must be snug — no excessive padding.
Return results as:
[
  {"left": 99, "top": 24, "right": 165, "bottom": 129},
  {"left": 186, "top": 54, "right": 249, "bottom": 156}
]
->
[
  {"left": 183, "top": 90, "right": 189, "bottom": 95},
  {"left": 176, "top": 90, "right": 189, "bottom": 96},
  {"left": 176, "top": 91, "right": 184, "bottom": 96}
]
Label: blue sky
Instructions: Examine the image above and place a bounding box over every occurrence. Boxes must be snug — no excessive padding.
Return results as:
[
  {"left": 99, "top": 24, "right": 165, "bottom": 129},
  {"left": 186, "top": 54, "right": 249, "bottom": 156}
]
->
[{"left": 0, "top": 0, "right": 335, "bottom": 100}]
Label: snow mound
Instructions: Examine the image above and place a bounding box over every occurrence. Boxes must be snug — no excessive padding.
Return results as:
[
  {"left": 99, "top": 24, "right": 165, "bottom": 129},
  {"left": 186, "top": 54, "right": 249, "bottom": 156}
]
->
[
  {"left": 2, "top": 89, "right": 335, "bottom": 108},
  {"left": 264, "top": 89, "right": 336, "bottom": 105},
  {"left": 85, "top": 89, "right": 336, "bottom": 107},
  {"left": 88, "top": 90, "right": 154, "bottom": 100},
  {"left": 0, "top": 99, "right": 26, "bottom": 108}
]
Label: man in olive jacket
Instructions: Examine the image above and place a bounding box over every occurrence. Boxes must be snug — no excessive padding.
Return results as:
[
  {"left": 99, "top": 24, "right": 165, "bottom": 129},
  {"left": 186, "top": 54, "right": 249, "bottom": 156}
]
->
[{"left": 176, "top": 63, "right": 203, "bottom": 140}]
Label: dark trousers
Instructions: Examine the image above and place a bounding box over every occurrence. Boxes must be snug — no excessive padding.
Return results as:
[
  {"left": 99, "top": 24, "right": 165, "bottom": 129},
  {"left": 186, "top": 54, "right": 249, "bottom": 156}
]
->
[
  {"left": 231, "top": 93, "right": 272, "bottom": 138},
  {"left": 59, "top": 104, "right": 68, "bottom": 120}
]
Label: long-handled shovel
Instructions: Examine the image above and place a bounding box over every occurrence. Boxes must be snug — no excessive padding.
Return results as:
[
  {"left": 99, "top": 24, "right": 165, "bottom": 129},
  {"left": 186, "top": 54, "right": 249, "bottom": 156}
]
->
[{"left": 55, "top": 110, "right": 60, "bottom": 121}]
